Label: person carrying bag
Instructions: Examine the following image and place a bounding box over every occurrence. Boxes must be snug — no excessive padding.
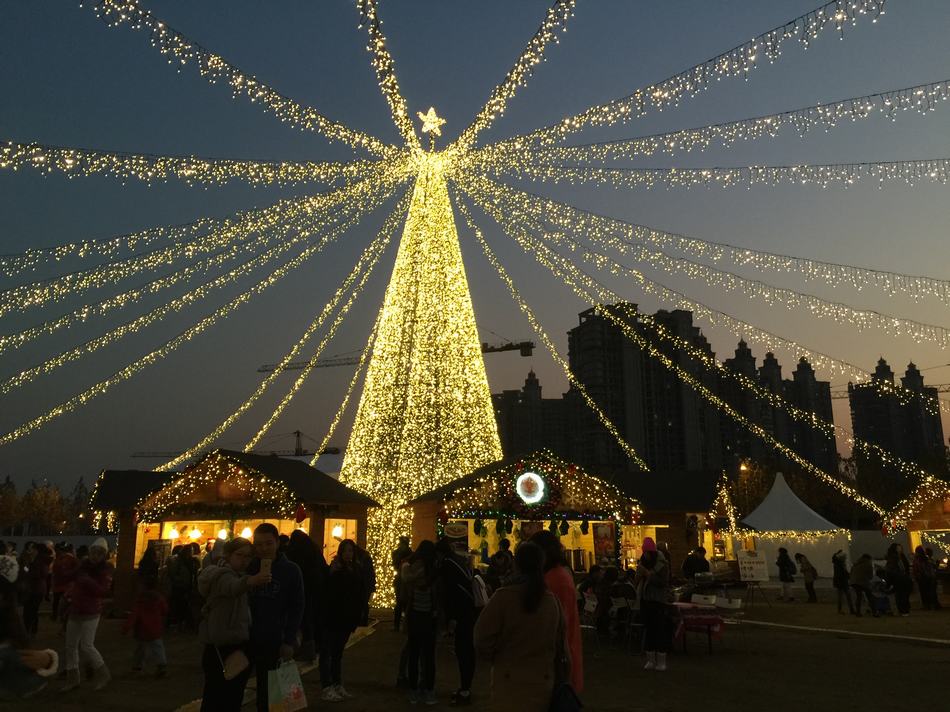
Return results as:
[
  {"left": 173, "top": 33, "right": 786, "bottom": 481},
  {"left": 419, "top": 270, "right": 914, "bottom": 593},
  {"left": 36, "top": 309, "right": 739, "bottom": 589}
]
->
[
  {"left": 267, "top": 661, "right": 308, "bottom": 712},
  {"left": 196, "top": 537, "right": 270, "bottom": 712}
]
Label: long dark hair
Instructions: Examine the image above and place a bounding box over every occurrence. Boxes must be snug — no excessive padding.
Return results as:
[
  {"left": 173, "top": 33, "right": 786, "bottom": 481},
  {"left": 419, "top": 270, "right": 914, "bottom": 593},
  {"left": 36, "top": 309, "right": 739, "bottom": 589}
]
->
[
  {"left": 409, "top": 539, "right": 437, "bottom": 583},
  {"left": 514, "top": 541, "right": 547, "bottom": 613},
  {"left": 286, "top": 529, "right": 325, "bottom": 572},
  {"left": 530, "top": 530, "right": 568, "bottom": 572},
  {"left": 334, "top": 539, "right": 358, "bottom": 569},
  {"left": 138, "top": 545, "right": 158, "bottom": 569}
]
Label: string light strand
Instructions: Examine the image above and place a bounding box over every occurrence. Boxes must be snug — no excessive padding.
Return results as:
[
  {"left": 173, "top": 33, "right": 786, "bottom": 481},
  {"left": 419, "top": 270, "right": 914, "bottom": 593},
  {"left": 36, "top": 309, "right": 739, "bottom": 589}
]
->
[
  {"left": 0, "top": 203, "right": 345, "bottom": 356},
  {"left": 0, "top": 140, "right": 388, "bottom": 187},
  {"left": 472, "top": 77, "right": 950, "bottom": 167},
  {"left": 461, "top": 181, "right": 886, "bottom": 514},
  {"left": 0, "top": 162, "right": 408, "bottom": 316},
  {"left": 481, "top": 0, "right": 887, "bottom": 149},
  {"left": 489, "top": 157, "right": 950, "bottom": 190},
  {"left": 87, "top": 0, "right": 396, "bottom": 157},
  {"left": 463, "top": 174, "right": 948, "bottom": 414},
  {"left": 499, "top": 202, "right": 944, "bottom": 493},
  {"left": 0, "top": 181, "right": 404, "bottom": 448},
  {"left": 157, "top": 190, "right": 408, "bottom": 472},
  {"left": 0, "top": 197, "right": 376, "bottom": 397},
  {"left": 244, "top": 192, "right": 412, "bottom": 450},
  {"left": 453, "top": 0, "right": 575, "bottom": 152},
  {"left": 356, "top": 0, "right": 420, "bottom": 149},
  {"left": 453, "top": 192, "right": 650, "bottom": 472},
  {"left": 309, "top": 308, "right": 382, "bottom": 467},
  {"left": 476, "top": 181, "right": 950, "bottom": 305}
]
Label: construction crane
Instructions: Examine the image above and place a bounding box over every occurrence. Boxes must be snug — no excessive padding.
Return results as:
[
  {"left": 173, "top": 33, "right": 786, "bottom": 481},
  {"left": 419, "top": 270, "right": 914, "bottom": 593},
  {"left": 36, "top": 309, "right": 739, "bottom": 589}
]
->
[
  {"left": 258, "top": 340, "right": 535, "bottom": 373},
  {"left": 132, "top": 430, "right": 339, "bottom": 458},
  {"left": 829, "top": 383, "right": 950, "bottom": 399}
]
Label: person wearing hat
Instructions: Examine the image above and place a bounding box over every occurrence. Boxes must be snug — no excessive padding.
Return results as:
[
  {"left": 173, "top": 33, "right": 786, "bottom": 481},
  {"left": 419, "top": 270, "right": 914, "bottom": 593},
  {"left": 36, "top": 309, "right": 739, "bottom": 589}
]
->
[
  {"left": 635, "top": 537, "right": 671, "bottom": 671},
  {"left": 61, "top": 538, "right": 113, "bottom": 692}
]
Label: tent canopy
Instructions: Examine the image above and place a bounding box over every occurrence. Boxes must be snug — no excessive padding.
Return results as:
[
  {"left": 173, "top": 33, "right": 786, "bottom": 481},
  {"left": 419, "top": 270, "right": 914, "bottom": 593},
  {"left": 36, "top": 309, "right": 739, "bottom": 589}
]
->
[{"left": 741, "top": 473, "right": 841, "bottom": 532}]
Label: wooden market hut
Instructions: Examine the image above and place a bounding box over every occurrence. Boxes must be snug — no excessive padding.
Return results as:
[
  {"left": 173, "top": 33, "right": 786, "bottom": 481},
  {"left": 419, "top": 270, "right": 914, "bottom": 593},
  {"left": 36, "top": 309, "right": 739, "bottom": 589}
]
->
[
  {"left": 89, "top": 469, "right": 178, "bottom": 610},
  {"left": 406, "top": 450, "right": 641, "bottom": 572},
  {"left": 91, "top": 449, "right": 377, "bottom": 610},
  {"left": 631, "top": 469, "right": 726, "bottom": 570},
  {"left": 899, "top": 479, "right": 950, "bottom": 560}
]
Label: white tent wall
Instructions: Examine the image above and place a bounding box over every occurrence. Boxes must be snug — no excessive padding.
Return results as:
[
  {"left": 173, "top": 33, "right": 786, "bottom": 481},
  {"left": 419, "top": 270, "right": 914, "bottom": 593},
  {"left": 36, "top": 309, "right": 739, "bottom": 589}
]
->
[
  {"left": 850, "top": 530, "right": 912, "bottom": 563},
  {"left": 751, "top": 533, "right": 850, "bottom": 579},
  {"left": 742, "top": 474, "right": 842, "bottom": 532}
]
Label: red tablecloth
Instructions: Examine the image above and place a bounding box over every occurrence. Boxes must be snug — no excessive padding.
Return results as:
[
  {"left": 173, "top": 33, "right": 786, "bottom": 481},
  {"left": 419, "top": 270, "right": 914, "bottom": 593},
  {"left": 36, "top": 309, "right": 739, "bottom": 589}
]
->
[{"left": 673, "top": 611, "right": 724, "bottom": 641}]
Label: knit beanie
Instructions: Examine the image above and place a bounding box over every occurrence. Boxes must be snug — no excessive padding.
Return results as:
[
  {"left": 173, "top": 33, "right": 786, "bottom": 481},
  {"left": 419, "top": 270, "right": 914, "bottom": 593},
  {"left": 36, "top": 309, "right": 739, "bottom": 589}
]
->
[
  {"left": 90, "top": 538, "right": 109, "bottom": 552},
  {"left": 0, "top": 554, "right": 18, "bottom": 583},
  {"left": 642, "top": 537, "right": 657, "bottom": 552}
]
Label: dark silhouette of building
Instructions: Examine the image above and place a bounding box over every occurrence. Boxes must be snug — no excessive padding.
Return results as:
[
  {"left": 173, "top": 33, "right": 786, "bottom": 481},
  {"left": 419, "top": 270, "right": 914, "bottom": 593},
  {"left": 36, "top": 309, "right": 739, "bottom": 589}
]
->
[
  {"left": 848, "top": 359, "right": 946, "bottom": 483},
  {"left": 786, "top": 357, "right": 837, "bottom": 474},
  {"left": 492, "top": 370, "right": 567, "bottom": 458},
  {"left": 563, "top": 304, "right": 723, "bottom": 482},
  {"left": 720, "top": 342, "right": 836, "bottom": 473},
  {"left": 491, "top": 306, "right": 842, "bottom": 490}
]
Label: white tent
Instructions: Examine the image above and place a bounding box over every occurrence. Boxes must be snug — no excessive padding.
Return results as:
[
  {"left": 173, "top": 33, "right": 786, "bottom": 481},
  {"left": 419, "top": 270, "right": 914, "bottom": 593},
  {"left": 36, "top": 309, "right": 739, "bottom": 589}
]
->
[{"left": 741, "top": 473, "right": 849, "bottom": 578}]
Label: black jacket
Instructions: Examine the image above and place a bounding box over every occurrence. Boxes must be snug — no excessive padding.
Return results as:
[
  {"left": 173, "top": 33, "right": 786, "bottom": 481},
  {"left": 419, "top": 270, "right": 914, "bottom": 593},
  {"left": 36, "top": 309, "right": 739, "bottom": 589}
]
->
[
  {"left": 776, "top": 553, "right": 796, "bottom": 583},
  {"left": 247, "top": 555, "right": 305, "bottom": 647},
  {"left": 439, "top": 554, "right": 476, "bottom": 621},
  {"left": 322, "top": 561, "right": 366, "bottom": 633}
]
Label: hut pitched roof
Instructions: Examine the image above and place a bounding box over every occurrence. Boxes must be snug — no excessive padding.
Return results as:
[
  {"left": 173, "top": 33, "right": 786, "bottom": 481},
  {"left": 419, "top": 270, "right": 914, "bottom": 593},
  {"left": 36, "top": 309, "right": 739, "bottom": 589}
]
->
[
  {"left": 629, "top": 469, "right": 721, "bottom": 512},
  {"left": 408, "top": 450, "right": 639, "bottom": 518},
  {"left": 213, "top": 449, "right": 378, "bottom": 507},
  {"left": 89, "top": 470, "right": 177, "bottom": 511}
]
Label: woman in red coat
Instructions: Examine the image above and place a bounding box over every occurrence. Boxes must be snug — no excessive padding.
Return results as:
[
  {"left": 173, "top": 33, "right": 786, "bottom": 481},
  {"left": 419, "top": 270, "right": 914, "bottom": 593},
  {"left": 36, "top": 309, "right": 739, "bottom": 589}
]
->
[{"left": 531, "top": 531, "right": 583, "bottom": 694}]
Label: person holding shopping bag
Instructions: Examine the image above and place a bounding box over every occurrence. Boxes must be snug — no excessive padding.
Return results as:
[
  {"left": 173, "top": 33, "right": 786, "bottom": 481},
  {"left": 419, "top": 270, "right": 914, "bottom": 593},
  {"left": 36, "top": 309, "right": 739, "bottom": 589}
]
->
[{"left": 197, "top": 537, "right": 270, "bottom": 712}]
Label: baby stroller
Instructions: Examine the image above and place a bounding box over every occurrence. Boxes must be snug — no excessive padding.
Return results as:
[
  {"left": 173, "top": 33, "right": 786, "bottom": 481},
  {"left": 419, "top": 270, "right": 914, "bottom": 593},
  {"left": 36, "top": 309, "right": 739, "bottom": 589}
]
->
[{"left": 869, "top": 567, "right": 893, "bottom": 616}]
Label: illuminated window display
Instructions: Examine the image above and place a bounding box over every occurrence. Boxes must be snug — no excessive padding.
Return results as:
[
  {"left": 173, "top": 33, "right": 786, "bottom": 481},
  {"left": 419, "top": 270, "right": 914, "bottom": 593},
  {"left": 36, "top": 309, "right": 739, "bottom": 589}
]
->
[
  {"left": 406, "top": 450, "right": 641, "bottom": 571},
  {"left": 91, "top": 449, "right": 376, "bottom": 611}
]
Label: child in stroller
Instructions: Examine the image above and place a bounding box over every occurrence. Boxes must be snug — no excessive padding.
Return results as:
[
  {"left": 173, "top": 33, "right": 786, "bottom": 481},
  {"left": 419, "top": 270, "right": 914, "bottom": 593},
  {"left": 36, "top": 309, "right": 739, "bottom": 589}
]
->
[{"left": 869, "top": 566, "right": 893, "bottom": 616}]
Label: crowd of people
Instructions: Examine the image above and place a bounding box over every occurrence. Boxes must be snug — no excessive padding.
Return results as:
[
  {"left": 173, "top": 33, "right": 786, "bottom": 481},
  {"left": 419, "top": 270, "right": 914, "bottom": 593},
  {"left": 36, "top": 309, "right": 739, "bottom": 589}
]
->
[
  {"left": 387, "top": 531, "right": 675, "bottom": 709},
  {"left": 0, "top": 529, "right": 377, "bottom": 708},
  {"left": 193, "top": 524, "right": 378, "bottom": 710},
  {"left": 775, "top": 544, "right": 943, "bottom": 616},
  {"left": 1, "top": 530, "right": 944, "bottom": 706},
  {"left": 0, "top": 538, "right": 114, "bottom": 697}
]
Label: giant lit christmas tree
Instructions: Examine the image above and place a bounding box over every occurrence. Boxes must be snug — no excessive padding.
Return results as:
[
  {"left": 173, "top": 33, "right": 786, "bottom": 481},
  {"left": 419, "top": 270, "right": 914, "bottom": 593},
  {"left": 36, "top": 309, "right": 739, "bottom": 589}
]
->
[{"left": 340, "top": 140, "right": 502, "bottom": 572}]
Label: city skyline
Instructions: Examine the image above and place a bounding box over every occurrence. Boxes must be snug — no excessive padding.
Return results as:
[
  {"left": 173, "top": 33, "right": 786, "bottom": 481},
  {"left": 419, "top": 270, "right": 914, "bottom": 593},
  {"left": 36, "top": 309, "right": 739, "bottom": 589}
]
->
[
  {"left": 492, "top": 303, "right": 946, "bottom": 477},
  {"left": 2, "top": 2, "right": 950, "bottom": 487}
]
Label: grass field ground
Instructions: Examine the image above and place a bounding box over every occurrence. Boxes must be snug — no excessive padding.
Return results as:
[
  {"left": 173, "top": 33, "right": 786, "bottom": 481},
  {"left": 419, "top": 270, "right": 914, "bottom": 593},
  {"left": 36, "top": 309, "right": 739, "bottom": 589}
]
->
[{"left": 6, "top": 587, "right": 949, "bottom": 711}]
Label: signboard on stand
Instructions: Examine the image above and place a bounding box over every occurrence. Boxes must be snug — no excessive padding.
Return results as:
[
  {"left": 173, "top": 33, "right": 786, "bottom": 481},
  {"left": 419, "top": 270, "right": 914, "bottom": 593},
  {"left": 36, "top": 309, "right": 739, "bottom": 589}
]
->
[
  {"left": 150, "top": 540, "right": 172, "bottom": 569},
  {"left": 737, "top": 549, "right": 769, "bottom": 582}
]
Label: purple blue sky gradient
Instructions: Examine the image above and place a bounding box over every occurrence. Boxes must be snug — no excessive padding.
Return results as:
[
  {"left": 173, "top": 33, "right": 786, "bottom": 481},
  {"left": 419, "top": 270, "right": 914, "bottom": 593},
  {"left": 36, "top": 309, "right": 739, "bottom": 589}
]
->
[{"left": 2, "top": 1, "right": 949, "bottom": 486}]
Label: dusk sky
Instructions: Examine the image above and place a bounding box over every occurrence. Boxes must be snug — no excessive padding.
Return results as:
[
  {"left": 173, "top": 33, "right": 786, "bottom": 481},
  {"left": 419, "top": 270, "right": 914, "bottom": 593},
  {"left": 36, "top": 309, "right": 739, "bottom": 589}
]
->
[{"left": 2, "top": 1, "right": 949, "bottom": 488}]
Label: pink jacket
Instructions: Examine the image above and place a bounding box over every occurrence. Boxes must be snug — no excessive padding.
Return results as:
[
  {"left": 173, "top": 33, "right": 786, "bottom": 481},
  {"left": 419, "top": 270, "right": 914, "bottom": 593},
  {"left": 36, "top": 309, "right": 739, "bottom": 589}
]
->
[{"left": 67, "top": 560, "right": 113, "bottom": 616}]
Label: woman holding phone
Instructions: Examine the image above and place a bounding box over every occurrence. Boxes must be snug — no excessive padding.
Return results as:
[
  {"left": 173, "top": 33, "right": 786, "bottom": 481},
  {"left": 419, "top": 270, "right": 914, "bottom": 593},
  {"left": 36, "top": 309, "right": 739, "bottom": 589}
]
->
[{"left": 197, "top": 537, "right": 271, "bottom": 712}]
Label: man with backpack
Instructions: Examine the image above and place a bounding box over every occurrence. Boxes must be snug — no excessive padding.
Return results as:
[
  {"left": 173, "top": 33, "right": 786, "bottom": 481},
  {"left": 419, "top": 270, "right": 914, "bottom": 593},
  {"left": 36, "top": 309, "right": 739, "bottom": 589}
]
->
[{"left": 436, "top": 538, "right": 478, "bottom": 707}]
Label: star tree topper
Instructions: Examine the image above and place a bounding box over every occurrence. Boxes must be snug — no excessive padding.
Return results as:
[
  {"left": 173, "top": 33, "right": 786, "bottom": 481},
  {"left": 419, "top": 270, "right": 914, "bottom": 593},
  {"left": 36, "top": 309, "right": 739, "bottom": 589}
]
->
[{"left": 418, "top": 107, "right": 446, "bottom": 148}]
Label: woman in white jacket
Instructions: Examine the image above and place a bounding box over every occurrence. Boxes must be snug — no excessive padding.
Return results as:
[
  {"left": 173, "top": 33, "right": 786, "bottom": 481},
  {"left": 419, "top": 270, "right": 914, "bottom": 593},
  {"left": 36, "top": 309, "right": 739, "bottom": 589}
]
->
[{"left": 196, "top": 537, "right": 270, "bottom": 712}]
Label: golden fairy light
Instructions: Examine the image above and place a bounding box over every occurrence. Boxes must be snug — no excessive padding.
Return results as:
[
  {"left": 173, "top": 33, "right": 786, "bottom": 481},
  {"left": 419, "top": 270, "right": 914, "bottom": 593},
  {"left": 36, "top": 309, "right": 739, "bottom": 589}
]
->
[
  {"left": 4, "top": 0, "right": 946, "bottom": 569},
  {"left": 340, "top": 149, "right": 503, "bottom": 601}
]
